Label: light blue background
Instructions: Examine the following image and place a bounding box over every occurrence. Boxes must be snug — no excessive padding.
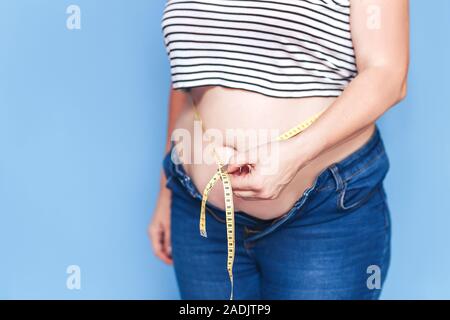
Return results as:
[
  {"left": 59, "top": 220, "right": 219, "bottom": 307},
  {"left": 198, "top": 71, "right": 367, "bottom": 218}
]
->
[{"left": 0, "top": 0, "right": 449, "bottom": 299}]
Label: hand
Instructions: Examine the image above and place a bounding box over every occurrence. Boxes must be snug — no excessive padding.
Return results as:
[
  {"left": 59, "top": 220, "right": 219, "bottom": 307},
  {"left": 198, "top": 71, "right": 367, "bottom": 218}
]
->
[
  {"left": 226, "top": 138, "right": 308, "bottom": 200},
  {"left": 148, "top": 188, "right": 172, "bottom": 264}
]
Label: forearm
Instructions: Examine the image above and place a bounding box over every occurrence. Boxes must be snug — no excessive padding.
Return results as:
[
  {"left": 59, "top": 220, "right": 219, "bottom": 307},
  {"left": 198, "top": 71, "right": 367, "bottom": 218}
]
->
[
  {"left": 164, "top": 85, "right": 190, "bottom": 152},
  {"left": 291, "top": 0, "right": 410, "bottom": 167},
  {"left": 159, "top": 84, "right": 190, "bottom": 190},
  {"left": 296, "top": 66, "right": 407, "bottom": 165}
]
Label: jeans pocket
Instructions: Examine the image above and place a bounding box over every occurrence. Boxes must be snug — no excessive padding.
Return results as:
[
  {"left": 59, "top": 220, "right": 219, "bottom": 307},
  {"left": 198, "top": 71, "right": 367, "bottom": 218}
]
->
[
  {"left": 338, "top": 181, "right": 382, "bottom": 211},
  {"left": 336, "top": 153, "right": 390, "bottom": 212}
]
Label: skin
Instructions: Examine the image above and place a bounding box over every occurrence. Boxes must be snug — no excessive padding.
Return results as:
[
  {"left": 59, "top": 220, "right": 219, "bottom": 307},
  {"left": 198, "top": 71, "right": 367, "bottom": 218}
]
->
[
  {"left": 149, "top": 0, "right": 410, "bottom": 264},
  {"left": 148, "top": 89, "right": 189, "bottom": 264}
]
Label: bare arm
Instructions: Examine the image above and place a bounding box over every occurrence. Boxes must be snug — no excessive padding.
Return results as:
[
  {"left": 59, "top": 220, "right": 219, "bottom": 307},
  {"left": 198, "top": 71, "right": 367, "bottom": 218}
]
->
[
  {"left": 297, "top": 0, "right": 409, "bottom": 163},
  {"left": 158, "top": 85, "right": 190, "bottom": 191},
  {"left": 149, "top": 84, "right": 190, "bottom": 264},
  {"left": 228, "top": 0, "right": 409, "bottom": 200}
]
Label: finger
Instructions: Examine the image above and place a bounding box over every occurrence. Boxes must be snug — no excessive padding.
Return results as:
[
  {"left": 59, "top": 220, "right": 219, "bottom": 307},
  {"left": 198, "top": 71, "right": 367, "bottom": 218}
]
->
[
  {"left": 226, "top": 160, "right": 248, "bottom": 174},
  {"left": 163, "top": 223, "right": 173, "bottom": 262},
  {"left": 229, "top": 172, "right": 261, "bottom": 191},
  {"left": 226, "top": 152, "right": 255, "bottom": 173},
  {"left": 226, "top": 163, "right": 242, "bottom": 174},
  {"left": 234, "top": 191, "right": 261, "bottom": 200},
  {"left": 149, "top": 224, "right": 162, "bottom": 254},
  {"left": 228, "top": 164, "right": 253, "bottom": 176},
  {"left": 150, "top": 224, "right": 173, "bottom": 265},
  {"left": 159, "top": 227, "right": 173, "bottom": 265},
  {"left": 158, "top": 252, "right": 173, "bottom": 265}
]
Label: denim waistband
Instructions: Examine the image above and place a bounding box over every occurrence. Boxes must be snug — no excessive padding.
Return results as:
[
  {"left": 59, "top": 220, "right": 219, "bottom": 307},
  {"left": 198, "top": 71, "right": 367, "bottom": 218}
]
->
[{"left": 163, "top": 125, "right": 385, "bottom": 230}]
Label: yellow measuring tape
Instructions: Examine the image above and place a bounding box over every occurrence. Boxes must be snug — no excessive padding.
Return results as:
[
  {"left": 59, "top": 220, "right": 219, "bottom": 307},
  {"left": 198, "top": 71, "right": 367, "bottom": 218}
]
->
[{"left": 194, "top": 107, "right": 325, "bottom": 300}]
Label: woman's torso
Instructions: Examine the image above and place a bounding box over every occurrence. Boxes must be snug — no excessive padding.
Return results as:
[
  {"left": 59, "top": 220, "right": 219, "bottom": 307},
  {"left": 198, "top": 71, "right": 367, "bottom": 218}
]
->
[
  {"left": 163, "top": 0, "right": 374, "bottom": 219},
  {"left": 173, "top": 87, "right": 375, "bottom": 219}
]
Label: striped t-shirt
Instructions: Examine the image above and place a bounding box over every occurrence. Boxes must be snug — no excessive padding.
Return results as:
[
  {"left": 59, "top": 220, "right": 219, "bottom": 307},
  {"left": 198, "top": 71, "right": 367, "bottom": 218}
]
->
[{"left": 161, "top": 0, "right": 357, "bottom": 98}]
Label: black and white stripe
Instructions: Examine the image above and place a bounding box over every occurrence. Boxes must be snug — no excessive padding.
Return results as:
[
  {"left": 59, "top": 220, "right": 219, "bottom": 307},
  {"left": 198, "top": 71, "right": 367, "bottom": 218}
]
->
[{"left": 162, "top": 0, "right": 357, "bottom": 98}]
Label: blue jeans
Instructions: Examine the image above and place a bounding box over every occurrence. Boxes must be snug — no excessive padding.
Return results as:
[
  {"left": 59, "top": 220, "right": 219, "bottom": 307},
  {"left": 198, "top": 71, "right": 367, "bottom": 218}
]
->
[{"left": 162, "top": 126, "right": 391, "bottom": 300}]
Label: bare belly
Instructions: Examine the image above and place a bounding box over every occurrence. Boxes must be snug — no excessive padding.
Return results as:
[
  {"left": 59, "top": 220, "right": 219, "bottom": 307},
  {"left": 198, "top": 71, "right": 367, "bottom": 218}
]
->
[{"left": 172, "top": 86, "right": 375, "bottom": 220}]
